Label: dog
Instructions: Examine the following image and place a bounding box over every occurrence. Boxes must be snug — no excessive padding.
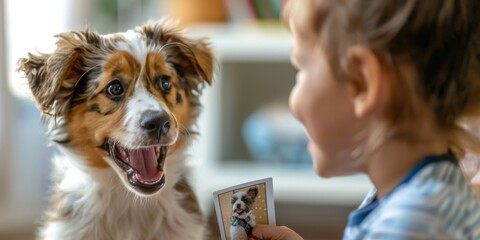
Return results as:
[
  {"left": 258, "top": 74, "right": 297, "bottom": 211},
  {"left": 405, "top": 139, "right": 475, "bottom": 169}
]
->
[
  {"left": 230, "top": 187, "right": 259, "bottom": 240},
  {"left": 18, "top": 19, "right": 214, "bottom": 240}
]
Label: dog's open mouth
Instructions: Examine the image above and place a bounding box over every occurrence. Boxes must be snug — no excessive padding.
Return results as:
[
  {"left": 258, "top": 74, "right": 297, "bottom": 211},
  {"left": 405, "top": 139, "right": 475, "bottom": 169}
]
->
[
  {"left": 234, "top": 209, "right": 246, "bottom": 215},
  {"left": 106, "top": 141, "right": 168, "bottom": 194}
]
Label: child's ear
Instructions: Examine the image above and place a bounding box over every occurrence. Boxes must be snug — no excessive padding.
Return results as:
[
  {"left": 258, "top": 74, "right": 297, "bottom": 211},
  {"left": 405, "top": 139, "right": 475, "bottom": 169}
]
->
[{"left": 346, "top": 46, "right": 391, "bottom": 118}]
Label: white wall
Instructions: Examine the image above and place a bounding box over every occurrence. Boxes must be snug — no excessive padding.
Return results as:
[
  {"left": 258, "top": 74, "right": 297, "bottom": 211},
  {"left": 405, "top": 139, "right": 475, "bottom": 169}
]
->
[
  {"left": 0, "top": 0, "right": 11, "bottom": 203},
  {"left": 0, "top": 0, "right": 84, "bottom": 232}
]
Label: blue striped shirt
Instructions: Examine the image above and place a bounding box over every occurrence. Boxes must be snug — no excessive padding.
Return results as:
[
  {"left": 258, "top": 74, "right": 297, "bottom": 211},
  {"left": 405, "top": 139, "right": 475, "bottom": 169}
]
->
[{"left": 344, "top": 154, "right": 480, "bottom": 239}]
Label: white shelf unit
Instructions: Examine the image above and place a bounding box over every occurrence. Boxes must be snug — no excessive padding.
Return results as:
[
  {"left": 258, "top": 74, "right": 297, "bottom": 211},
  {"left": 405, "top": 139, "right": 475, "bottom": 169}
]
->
[{"left": 185, "top": 23, "right": 372, "bottom": 210}]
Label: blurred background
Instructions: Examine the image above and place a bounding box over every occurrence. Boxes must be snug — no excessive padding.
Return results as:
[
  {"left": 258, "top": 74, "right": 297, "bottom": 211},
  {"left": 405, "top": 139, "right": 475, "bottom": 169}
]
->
[{"left": 1, "top": 0, "right": 378, "bottom": 239}]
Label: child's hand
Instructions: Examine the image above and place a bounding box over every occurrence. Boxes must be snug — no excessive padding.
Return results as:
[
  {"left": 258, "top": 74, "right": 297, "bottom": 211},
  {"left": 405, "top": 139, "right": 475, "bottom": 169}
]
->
[{"left": 251, "top": 224, "right": 304, "bottom": 240}]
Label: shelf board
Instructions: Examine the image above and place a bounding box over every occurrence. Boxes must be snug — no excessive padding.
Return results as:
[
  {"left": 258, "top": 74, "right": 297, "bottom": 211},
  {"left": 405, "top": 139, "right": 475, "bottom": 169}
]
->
[
  {"left": 185, "top": 22, "right": 292, "bottom": 62},
  {"left": 192, "top": 161, "right": 372, "bottom": 210}
]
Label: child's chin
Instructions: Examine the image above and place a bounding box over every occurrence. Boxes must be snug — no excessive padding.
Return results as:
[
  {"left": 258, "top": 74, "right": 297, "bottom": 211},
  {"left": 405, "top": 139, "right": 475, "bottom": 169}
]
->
[
  {"left": 308, "top": 144, "right": 329, "bottom": 175},
  {"left": 314, "top": 167, "right": 333, "bottom": 178},
  {"left": 315, "top": 167, "right": 344, "bottom": 178},
  {"left": 311, "top": 155, "right": 339, "bottom": 178}
]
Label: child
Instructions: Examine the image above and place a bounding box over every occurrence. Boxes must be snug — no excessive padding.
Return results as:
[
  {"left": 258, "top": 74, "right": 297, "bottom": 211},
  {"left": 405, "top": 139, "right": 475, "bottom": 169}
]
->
[{"left": 252, "top": 0, "right": 480, "bottom": 239}]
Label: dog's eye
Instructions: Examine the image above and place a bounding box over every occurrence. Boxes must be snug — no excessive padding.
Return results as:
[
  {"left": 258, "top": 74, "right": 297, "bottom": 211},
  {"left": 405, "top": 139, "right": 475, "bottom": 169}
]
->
[
  {"left": 106, "top": 80, "right": 124, "bottom": 97},
  {"left": 159, "top": 75, "right": 172, "bottom": 93}
]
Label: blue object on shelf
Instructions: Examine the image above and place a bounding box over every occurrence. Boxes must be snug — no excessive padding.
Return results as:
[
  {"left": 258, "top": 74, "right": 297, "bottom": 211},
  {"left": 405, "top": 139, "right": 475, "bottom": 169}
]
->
[{"left": 243, "top": 104, "right": 311, "bottom": 166}]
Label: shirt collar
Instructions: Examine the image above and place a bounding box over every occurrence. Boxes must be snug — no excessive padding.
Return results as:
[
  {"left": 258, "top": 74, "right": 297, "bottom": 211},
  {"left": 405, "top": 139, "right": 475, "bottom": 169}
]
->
[{"left": 346, "top": 152, "right": 456, "bottom": 227}]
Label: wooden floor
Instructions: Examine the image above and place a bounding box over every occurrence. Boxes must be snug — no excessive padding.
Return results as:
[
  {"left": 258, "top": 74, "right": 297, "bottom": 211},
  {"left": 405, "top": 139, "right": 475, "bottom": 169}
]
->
[{"left": 0, "top": 229, "right": 35, "bottom": 240}]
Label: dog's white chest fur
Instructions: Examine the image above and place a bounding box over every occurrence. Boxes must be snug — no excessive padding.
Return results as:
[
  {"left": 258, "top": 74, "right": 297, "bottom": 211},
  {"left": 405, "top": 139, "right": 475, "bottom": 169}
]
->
[
  {"left": 230, "top": 213, "right": 256, "bottom": 240},
  {"left": 230, "top": 225, "right": 248, "bottom": 240},
  {"left": 40, "top": 152, "right": 204, "bottom": 240}
]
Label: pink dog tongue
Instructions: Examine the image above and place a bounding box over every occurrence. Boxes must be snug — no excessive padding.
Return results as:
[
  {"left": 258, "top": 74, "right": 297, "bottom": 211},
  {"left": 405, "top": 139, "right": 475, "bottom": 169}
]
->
[{"left": 128, "top": 148, "right": 160, "bottom": 182}]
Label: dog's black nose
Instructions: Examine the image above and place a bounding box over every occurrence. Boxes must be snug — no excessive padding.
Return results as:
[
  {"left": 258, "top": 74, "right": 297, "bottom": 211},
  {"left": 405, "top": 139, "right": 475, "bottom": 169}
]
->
[
  {"left": 236, "top": 203, "right": 241, "bottom": 209},
  {"left": 140, "top": 110, "right": 170, "bottom": 137}
]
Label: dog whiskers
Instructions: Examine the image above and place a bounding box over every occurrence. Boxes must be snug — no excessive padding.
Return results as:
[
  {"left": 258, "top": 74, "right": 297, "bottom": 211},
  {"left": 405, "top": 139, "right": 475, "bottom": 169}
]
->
[
  {"left": 75, "top": 64, "right": 102, "bottom": 88},
  {"left": 158, "top": 41, "right": 192, "bottom": 53},
  {"left": 179, "top": 125, "right": 189, "bottom": 136},
  {"left": 109, "top": 141, "right": 116, "bottom": 159},
  {"left": 132, "top": 194, "right": 149, "bottom": 207}
]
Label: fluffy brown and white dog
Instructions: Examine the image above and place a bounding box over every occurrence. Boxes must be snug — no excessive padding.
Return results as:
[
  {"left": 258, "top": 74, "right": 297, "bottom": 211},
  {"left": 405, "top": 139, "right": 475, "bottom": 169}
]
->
[{"left": 18, "top": 20, "right": 213, "bottom": 239}]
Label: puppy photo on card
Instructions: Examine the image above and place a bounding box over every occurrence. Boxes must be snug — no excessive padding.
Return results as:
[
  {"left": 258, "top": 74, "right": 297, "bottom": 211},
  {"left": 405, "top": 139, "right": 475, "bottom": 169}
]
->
[{"left": 213, "top": 178, "right": 276, "bottom": 240}]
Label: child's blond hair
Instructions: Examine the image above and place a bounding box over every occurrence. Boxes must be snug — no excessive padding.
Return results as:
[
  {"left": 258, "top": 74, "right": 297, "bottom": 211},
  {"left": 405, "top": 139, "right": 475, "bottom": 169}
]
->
[{"left": 284, "top": 0, "right": 480, "bottom": 160}]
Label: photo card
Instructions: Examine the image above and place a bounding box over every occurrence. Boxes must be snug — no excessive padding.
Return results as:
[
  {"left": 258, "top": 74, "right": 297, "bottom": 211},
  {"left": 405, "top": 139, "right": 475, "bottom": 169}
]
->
[{"left": 213, "top": 177, "right": 276, "bottom": 240}]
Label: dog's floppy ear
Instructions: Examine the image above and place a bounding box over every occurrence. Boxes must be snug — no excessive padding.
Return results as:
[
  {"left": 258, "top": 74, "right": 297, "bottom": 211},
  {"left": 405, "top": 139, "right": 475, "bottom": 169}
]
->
[
  {"left": 139, "top": 20, "right": 214, "bottom": 93},
  {"left": 18, "top": 30, "right": 102, "bottom": 117},
  {"left": 18, "top": 48, "right": 80, "bottom": 114},
  {"left": 247, "top": 187, "right": 259, "bottom": 200},
  {"left": 187, "top": 38, "right": 214, "bottom": 86}
]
